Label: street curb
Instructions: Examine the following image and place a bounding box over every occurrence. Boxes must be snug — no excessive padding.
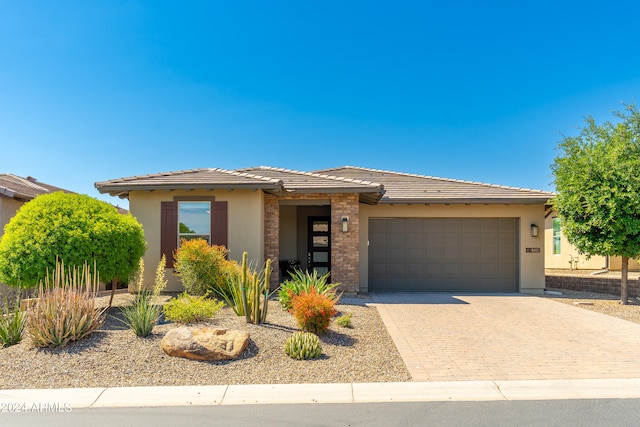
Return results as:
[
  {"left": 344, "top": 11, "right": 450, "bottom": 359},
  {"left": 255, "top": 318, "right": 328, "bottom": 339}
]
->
[{"left": 2, "top": 379, "right": 640, "bottom": 409}]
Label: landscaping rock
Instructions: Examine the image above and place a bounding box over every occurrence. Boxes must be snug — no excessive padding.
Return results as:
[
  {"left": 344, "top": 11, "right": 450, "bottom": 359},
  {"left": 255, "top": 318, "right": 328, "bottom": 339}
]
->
[{"left": 161, "top": 327, "right": 250, "bottom": 361}]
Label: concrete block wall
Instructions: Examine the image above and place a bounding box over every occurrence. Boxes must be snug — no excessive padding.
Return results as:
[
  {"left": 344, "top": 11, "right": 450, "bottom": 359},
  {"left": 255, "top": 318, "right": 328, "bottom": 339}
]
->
[{"left": 545, "top": 275, "right": 639, "bottom": 297}]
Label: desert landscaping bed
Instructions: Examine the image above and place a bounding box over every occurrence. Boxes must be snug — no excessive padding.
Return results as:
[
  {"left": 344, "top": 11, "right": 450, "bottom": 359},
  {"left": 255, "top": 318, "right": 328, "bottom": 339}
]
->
[
  {"left": 542, "top": 288, "right": 640, "bottom": 324},
  {"left": 0, "top": 297, "right": 411, "bottom": 390}
]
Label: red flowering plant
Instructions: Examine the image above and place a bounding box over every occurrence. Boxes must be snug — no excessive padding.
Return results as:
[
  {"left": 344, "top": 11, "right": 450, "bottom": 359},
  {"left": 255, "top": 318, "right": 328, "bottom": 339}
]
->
[{"left": 290, "top": 287, "right": 337, "bottom": 334}]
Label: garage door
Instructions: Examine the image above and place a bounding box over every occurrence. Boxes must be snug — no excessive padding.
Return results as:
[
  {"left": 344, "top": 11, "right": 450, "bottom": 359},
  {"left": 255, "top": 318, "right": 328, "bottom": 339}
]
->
[{"left": 369, "top": 218, "right": 518, "bottom": 292}]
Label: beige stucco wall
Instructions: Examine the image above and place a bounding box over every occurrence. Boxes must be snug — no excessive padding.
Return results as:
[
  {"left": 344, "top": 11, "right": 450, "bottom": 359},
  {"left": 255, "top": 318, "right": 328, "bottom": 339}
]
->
[
  {"left": 544, "top": 214, "right": 640, "bottom": 271},
  {"left": 0, "top": 198, "right": 24, "bottom": 292},
  {"left": 359, "top": 203, "right": 546, "bottom": 294},
  {"left": 0, "top": 197, "right": 23, "bottom": 238},
  {"left": 129, "top": 189, "right": 264, "bottom": 292}
]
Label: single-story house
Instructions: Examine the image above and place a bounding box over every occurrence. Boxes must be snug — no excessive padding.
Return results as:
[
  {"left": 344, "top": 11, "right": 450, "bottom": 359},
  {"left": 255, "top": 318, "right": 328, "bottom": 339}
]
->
[
  {"left": 95, "top": 166, "right": 554, "bottom": 294},
  {"left": 544, "top": 210, "right": 640, "bottom": 271},
  {"left": 0, "top": 174, "right": 73, "bottom": 240}
]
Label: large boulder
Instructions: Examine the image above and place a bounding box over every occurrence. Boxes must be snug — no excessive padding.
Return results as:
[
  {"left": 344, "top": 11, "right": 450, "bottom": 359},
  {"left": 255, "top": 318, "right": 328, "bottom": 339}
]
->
[{"left": 161, "top": 327, "right": 250, "bottom": 361}]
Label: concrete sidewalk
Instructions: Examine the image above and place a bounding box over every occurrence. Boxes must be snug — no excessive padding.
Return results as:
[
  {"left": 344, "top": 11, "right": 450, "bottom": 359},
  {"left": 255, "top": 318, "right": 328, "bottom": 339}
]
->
[{"left": 2, "top": 379, "right": 640, "bottom": 409}]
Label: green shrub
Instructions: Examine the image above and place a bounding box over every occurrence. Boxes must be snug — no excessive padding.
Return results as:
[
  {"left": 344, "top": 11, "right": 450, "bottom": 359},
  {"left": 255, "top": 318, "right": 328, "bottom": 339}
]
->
[
  {"left": 335, "top": 312, "right": 353, "bottom": 328},
  {"left": 290, "top": 288, "right": 337, "bottom": 335},
  {"left": 277, "top": 269, "right": 341, "bottom": 311},
  {"left": 0, "top": 192, "right": 145, "bottom": 290},
  {"left": 0, "top": 291, "right": 26, "bottom": 347},
  {"left": 215, "top": 252, "right": 273, "bottom": 324},
  {"left": 163, "top": 293, "right": 225, "bottom": 324},
  {"left": 26, "top": 260, "right": 105, "bottom": 348},
  {"left": 173, "top": 239, "right": 237, "bottom": 296},
  {"left": 285, "top": 331, "right": 322, "bottom": 360},
  {"left": 120, "top": 256, "right": 167, "bottom": 337}
]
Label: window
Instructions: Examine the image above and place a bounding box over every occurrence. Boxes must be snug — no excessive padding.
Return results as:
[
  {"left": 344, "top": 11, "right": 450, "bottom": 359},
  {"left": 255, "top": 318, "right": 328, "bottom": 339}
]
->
[
  {"left": 552, "top": 217, "right": 561, "bottom": 255},
  {"left": 161, "top": 199, "right": 228, "bottom": 268},
  {"left": 178, "top": 201, "right": 211, "bottom": 244}
]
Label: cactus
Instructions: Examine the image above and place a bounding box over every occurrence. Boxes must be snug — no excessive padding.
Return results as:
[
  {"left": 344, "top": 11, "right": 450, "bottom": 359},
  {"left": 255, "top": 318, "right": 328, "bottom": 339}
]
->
[
  {"left": 284, "top": 331, "right": 322, "bottom": 360},
  {"left": 223, "top": 252, "right": 272, "bottom": 325}
]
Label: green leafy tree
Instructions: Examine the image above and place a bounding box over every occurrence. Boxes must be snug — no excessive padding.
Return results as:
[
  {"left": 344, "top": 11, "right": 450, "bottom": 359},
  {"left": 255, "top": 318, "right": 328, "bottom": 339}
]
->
[
  {"left": 0, "top": 192, "right": 146, "bottom": 303},
  {"left": 551, "top": 103, "right": 640, "bottom": 304}
]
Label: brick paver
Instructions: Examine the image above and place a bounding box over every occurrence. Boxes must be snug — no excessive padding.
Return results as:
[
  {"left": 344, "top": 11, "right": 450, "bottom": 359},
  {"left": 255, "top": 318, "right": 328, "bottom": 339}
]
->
[{"left": 371, "top": 293, "right": 640, "bottom": 382}]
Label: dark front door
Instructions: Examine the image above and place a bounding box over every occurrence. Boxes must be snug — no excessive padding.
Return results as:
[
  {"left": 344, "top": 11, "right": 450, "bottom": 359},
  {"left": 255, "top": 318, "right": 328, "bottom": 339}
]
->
[{"left": 308, "top": 216, "right": 331, "bottom": 276}]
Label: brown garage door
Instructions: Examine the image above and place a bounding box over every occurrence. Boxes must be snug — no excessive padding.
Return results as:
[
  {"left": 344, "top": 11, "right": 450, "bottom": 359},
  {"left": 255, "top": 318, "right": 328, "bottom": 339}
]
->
[{"left": 368, "top": 218, "right": 518, "bottom": 292}]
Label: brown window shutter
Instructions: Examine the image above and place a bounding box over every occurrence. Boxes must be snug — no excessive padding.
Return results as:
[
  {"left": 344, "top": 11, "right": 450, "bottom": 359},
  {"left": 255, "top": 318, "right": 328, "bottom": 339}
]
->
[
  {"left": 211, "top": 201, "right": 228, "bottom": 248},
  {"left": 161, "top": 201, "right": 178, "bottom": 268}
]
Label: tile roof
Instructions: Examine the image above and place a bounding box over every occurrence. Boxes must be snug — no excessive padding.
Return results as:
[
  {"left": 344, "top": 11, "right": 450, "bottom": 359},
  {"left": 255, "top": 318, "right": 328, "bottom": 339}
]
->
[
  {"left": 95, "top": 168, "right": 285, "bottom": 198},
  {"left": 95, "top": 165, "right": 554, "bottom": 205},
  {"left": 314, "top": 166, "right": 555, "bottom": 204},
  {"left": 236, "top": 166, "right": 384, "bottom": 203},
  {"left": 0, "top": 174, "right": 70, "bottom": 201}
]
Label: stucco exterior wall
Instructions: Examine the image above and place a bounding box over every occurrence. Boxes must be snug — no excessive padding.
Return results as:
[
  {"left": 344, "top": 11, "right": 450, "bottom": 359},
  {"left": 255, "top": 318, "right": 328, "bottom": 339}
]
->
[
  {"left": 359, "top": 203, "right": 546, "bottom": 294},
  {"left": 0, "top": 197, "right": 23, "bottom": 238},
  {"left": 544, "top": 214, "right": 640, "bottom": 271},
  {"left": 129, "top": 189, "right": 264, "bottom": 292}
]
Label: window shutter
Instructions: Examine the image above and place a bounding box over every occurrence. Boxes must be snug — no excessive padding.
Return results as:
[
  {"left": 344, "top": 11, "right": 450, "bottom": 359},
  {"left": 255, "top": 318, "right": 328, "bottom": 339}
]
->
[
  {"left": 161, "top": 201, "right": 178, "bottom": 268},
  {"left": 211, "top": 201, "right": 228, "bottom": 248}
]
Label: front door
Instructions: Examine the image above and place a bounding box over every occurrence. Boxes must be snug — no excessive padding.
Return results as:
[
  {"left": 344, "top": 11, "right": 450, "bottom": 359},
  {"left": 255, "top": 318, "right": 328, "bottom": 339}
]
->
[{"left": 308, "top": 216, "right": 331, "bottom": 276}]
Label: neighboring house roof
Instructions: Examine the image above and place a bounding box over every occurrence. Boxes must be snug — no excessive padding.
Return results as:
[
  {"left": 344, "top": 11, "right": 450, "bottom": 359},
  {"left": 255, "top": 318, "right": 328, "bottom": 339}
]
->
[
  {"left": 0, "top": 174, "right": 70, "bottom": 201},
  {"left": 95, "top": 165, "right": 554, "bottom": 205},
  {"left": 1, "top": 174, "right": 129, "bottom": 214},
  {"left": 314, "top": 166, "right": 555, "bottom": 204}
]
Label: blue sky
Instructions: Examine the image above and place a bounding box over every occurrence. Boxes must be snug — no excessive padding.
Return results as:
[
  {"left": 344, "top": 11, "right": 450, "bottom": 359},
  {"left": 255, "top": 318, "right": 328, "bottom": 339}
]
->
[{"left": 2, "top": 1, "right": 639, "bottom": 208}]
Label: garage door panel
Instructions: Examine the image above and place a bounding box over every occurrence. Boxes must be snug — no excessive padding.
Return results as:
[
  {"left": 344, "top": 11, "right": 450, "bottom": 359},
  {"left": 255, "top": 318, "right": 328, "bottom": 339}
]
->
[
  {"left": 387, "top": 234, "right": 405, "bottom": 247},
  {"left": 370, "top": 248, "right": 387, "bottom": 262},
  {"left": 405, "top": 219, "right": 425, "bottom": 233},
  {"left": 462, "top": 247, "right": 480, "bottom": 262},
  {"left": 426, "top": 233, "right": 444, "bottom": 248},
  {"left": 443, "top": 219, "right": 462, "bottom": 232},
  {"left": 498, "top": 250, "right": 516, "bottom": 263},
  {"left": 406, "top": 233, "right": 424, "bottom": 248},
  {"left": 426, "top": 263, "right": 442, "bottom": 275},
  {"left": 369, "top": 218, "right": 518, "bottom": 292},
  {"left": 463, "top": 233, "right": 480, "bottom": 247},
  {"left": 498, "top": 218, "right": 516, "bottom": 232},
  {"left": 407, "top": 263, "right": 424, "bottom": 275},
  {"left": 462, "top": 219, "right": 481, "bottom": 232},
  {"left": 388, "top": 248, "right": 405, "bottom": 261},
  {"left": 388, "top": 264, "right": 405, "bottom": 275},
  {"left": 462, "top": 264, "right": 479, "bottom": 275},
  {"left": 406, "top": 249, "right": 424, "bottom": 262},
  {"left": 387, "top": 221, "right": 405, "bottom": 233},
  {"left": 442, "top": 247, "right": 459, "bottom": 262},
  {"left": 481, "top": 219, "right": 499, "bottom": 232},
  {"left": 371, "top": 263, "right": 387, "bottom": 275}
]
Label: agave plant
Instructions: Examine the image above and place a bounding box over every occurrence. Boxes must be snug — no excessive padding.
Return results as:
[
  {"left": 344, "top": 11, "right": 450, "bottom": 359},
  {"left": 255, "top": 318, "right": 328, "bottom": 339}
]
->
[{"left": 277, "top": 269, "right": 341, "bottom": 311}]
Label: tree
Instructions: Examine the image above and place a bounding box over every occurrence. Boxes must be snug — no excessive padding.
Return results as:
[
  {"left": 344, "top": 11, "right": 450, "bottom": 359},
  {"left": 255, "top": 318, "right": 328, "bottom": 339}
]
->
[
  {"left": 551, "top": 103, "right": 640, "bottom": 304},
  {"left": 0, "top": 192, "right": 146, "bottom": 304}
]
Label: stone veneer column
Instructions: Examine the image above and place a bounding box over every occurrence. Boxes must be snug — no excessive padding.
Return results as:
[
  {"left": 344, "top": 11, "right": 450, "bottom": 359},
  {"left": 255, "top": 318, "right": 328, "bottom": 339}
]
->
[
  {"left": 263, "top": 194, "right": 280, "bottom": 289},
  {"left": 330, "top": 194, "right": 360, "bottom": 293}
]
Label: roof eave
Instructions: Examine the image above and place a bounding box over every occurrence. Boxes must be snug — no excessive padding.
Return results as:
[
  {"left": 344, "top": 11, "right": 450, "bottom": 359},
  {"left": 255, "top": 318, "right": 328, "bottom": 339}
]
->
[
  {"left": 95, "top": 182, "right": 284, "bottom": 197},
  {"left": 379, "top": 197, "right": 553, "bottom": 205}
]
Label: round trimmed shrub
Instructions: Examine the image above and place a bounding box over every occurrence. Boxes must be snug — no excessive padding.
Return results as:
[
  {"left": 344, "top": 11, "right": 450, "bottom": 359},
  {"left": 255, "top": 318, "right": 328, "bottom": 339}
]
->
[{"left": 0, "top": 192, "right": 146, "bottom": 288}]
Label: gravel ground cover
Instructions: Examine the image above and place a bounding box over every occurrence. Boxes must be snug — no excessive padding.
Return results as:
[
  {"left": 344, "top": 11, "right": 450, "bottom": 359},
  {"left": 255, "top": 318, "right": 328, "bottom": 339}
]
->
[
  {"left": 542, "top": 288, "right": 640, "bottom": 324},
  {"left": 0, "top": 296, "right": 411, "bottom": 390}
]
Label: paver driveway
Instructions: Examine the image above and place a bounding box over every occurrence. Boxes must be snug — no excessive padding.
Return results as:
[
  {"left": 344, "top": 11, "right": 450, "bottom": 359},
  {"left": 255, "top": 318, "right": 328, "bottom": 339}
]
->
[{"left": 371, "top": 293, "right": 640, "bottom": 382}]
